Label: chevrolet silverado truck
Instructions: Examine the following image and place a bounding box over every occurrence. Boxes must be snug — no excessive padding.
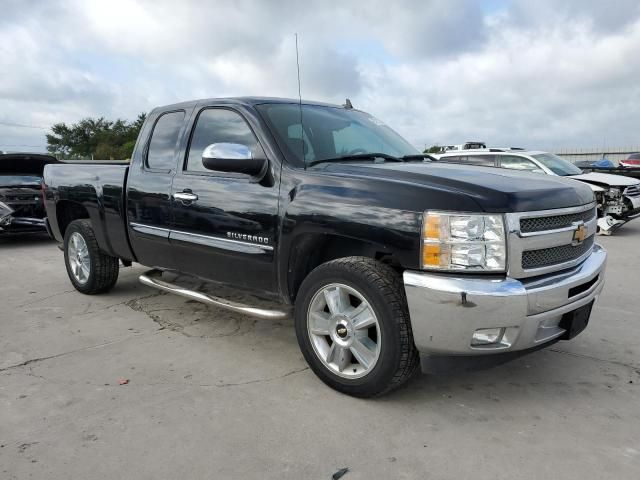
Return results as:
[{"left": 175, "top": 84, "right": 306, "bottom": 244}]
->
[{"left": 43, "top": 97, "right": 607, "bottom": 397}]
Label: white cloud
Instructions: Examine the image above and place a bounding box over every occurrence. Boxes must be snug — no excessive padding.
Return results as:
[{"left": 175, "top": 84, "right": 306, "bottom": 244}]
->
[{"left": 1, "top": 0, "right": 639, "bottom": 153}]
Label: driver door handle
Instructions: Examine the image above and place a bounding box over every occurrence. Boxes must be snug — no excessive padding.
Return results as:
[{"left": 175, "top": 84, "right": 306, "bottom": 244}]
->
[{"left": 174, "top": 191, "right": 198, "bottom": 204}]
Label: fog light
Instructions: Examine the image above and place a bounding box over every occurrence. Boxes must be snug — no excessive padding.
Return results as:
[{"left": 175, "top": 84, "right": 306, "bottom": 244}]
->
[{"left": 471, "top": 328, "right": 505, "bottom": 346}]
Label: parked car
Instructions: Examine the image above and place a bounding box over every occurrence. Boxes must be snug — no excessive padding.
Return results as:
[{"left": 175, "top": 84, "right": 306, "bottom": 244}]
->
[
  {"left": 438, "top": 141, "right": 488, "bottom": 152},
  {"left": 43, "top": 97, "right": 606, "bottom": 397},
  {"left": 576, "top": 158, "right": 640, "bottom": 181},
  {"left": 433, "top": 149, "right": 640, "bottom": 234},
  {"left": 574, "top": 159, "right": 615, "bottom": 169},
  {"left": 0, "top": 153, "right": 59, "bottom": 235},
  {"left": 620, "top": 153, "right": 640, "bottom": 168},
  {"left": 0, "top": 201, "right": 14, "bottom": 228}
]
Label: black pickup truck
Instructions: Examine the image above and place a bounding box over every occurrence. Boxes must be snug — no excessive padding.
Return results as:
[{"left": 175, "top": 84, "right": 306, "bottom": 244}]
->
[
  {"left": 43, "top": 97, "right": 607, "bottom": 397},
  {"left": 1, "top": 153, "right": 59, "bottom": 234}
]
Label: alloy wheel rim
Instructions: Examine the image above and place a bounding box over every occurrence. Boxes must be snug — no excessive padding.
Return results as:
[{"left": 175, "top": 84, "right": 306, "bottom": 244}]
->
[
  {"left": 307, "top": 283, "right": 381, "bottom": 379},
  {"left": 68, "top": 232, "right": 90, "bottom": 285}
]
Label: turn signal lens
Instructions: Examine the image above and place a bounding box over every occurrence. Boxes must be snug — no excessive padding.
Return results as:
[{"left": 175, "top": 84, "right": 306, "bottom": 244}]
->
[
  {"left": 422, "top": 243, "right": 451, "bottom": 268},
  {"left": 424, "top": 214, "right": 442, "bottom": 239},
  {"left": 422, "top": 244, "right": 440, "bottom": 266},
  {"left": 421, "top": 212, "right": 506, "bottom": 272}
]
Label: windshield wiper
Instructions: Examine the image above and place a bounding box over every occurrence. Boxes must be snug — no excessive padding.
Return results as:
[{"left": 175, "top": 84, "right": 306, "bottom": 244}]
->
[{"left": 307, "top": 153, "right": 403, "bottom": 167}]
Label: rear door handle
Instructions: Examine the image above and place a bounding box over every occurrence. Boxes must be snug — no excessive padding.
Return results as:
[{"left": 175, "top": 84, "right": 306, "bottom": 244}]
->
[{"left": 174, "top": 191, "right": 199, "bottom": 204}]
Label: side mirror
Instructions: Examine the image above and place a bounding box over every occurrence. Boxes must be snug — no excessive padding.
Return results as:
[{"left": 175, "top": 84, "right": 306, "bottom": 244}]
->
[{"left": 202, "top": 143, "right": 267, "bottom": 177}]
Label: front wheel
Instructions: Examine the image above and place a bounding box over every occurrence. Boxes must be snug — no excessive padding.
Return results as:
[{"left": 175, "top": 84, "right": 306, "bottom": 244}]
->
[
  {"left": 63, "top": 219, "right": 119, "bottom": 294},
  {"left": 294, "top": 257, "right": 419, "bottom": 397}
]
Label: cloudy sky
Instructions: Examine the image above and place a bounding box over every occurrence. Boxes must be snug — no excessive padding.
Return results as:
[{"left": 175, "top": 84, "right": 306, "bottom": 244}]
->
[{"left": 1, "top": 0, "right": 639, "bottom": 154}]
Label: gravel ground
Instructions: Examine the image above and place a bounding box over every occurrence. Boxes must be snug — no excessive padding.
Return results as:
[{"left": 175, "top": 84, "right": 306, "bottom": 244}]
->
[{"left": 1, "top": 224, "right": 639, "bottom": 479}]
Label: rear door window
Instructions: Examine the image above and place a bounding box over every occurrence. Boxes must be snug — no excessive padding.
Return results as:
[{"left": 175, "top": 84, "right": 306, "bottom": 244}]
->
[{"left": 146, "top": 111, "right": 185, "bottom": 171}]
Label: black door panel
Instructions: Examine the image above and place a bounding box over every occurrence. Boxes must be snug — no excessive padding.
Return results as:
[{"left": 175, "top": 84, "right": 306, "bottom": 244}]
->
[{"left": 170, "top": 106, "right": 280, "bottom": 293}]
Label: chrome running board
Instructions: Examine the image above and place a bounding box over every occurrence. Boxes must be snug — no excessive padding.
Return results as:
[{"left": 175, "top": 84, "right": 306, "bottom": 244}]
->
[{"left": 139, "top": 270, "right": 291, "bottom": 320}]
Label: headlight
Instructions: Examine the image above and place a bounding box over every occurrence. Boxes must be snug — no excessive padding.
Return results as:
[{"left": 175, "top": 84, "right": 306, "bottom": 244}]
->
[{"left": 421, "top": 212, "right": 506, "bottom": 271}]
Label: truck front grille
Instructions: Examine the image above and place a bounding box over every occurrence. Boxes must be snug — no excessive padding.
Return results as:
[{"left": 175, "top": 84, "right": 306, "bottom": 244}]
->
[
  {"left": 0, "top": 188, "right": 43, "bottom": 219},
  {"left": 506, "top": 202, "right": 598, "bottom": 278},
  {"left": 522, "top": 235, "right": 595, "bottom": 269},
  {"left": 1, "top": 193, "right": 39, "bottom": 202},
  {"left": 520, "top": 207, "right": 596, "bottom": 233}
]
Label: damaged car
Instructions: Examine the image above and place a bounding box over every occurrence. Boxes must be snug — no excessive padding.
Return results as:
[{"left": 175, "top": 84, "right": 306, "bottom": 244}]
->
[
  {"left": 0, "top": 153, "right": 60, "bottom": 234},
  {"left": 433, "top": 149, "right": 640, "bottom": 235}
]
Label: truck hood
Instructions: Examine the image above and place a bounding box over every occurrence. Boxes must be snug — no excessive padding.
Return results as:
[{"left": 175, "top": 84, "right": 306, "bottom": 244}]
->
[
  {"left": 0, "top": 153, "right": 59, "bottom": 175},
  {"left": 569, "top": 172, "right": 640, "bottom": 187},
  {"left": 321, "top": 161, "right": 595, "bottom": 212}
]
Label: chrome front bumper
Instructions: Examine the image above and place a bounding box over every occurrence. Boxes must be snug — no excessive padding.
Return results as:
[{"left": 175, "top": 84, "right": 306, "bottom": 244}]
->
[{"left": 403, "top": 245, "right": 606, "bottom": 360}]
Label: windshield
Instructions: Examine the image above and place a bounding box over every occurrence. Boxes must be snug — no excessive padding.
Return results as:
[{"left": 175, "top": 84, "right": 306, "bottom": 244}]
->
[
  {"left": 256, "top": 103, "right": 420, "bottom": 166},
  {"left": 532, "top": 153, "right": 583, "bottom": 176},
  {"left": 0, "top": 175, "right": 42, "bottom": 186}
]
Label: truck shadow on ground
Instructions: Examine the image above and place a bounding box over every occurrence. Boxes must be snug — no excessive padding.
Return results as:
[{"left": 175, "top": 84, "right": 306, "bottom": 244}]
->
[
  {"left": 119, "top": 268, "right": 296, "bottom": 342},
  {"left": 386, "top": 347, "right": 639, "bottom": 407},
  {"left": 0, "top": 233, "right": 54, "bottom": 249}
]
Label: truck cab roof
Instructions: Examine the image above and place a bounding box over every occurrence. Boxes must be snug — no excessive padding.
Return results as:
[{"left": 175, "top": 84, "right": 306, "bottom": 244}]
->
[{"left": 151, "top": 96, "right": 349, "bottom": 114}]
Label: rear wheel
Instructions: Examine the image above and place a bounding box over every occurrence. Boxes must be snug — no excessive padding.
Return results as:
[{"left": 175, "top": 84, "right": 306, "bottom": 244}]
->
[
  {"left": 295, "top": 257, "right": 419, "bottom": 397},
  {"left": 63, "top": 219, "right": 119, "bottom": 294}
]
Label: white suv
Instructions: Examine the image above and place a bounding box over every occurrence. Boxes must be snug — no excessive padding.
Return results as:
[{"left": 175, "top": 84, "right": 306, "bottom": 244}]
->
[{"left": 433, "top": 149, "right": 640, "bottom": 234}]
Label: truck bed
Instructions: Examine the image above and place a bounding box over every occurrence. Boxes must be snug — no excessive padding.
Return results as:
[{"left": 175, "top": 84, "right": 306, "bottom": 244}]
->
[{"left": 43, "top": 162, "right": 134, "bottom": 260}]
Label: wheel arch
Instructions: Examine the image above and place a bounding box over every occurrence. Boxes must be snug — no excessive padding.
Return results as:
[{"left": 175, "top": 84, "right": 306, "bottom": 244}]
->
[
  {"left": 56, "top": 200, "right": 90, "bottom": 238},
  {"left": 285, "top": 232, "right": 401, "bottom": 303}
]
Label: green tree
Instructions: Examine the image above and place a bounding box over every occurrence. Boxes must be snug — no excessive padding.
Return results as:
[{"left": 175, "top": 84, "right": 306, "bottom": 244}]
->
[
  {"left": 46, "top": 113, "right": 146, "bottom": 160},
  {"left": 424, "top": 144, "right": 443, "bottom": 154}
]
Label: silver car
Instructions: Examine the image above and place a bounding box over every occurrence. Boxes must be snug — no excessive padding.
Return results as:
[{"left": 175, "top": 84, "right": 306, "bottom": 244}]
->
[{"left": 433, "top": 149, "right": 640, "bottom": 234}]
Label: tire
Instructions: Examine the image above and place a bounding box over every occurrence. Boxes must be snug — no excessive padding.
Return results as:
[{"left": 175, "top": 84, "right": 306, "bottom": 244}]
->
[
  {"left": 63, "top": 219, "right": 119, "bottom": 294},
  {"left": 294, "top": 256, "right": 419, "bottom": 397}
]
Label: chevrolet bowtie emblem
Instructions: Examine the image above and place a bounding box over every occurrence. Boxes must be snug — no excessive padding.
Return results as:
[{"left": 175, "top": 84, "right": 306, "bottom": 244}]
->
[{"left": 572, "top": 224, "right": 587, "bottom": 244}]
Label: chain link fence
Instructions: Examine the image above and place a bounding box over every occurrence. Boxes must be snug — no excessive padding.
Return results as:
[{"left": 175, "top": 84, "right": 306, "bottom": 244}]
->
[{"left": 553, "top": 147, "right": 640, "bottom": 165}]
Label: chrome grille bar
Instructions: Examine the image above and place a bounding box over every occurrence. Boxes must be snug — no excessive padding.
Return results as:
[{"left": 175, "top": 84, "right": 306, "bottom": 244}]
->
[{"left": 624, "top": 185, "right": 640, "bottom": 197}]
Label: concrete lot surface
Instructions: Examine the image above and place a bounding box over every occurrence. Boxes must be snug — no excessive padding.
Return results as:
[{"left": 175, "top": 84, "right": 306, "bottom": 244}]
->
[{"left": 1, "top": 225, "right": 639, "bottom": 479}]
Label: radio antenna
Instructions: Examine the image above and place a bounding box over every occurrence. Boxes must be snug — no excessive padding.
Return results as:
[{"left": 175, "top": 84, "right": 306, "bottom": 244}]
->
[{"left": 295, "top": 33, "right": 306, "bottom": 167}]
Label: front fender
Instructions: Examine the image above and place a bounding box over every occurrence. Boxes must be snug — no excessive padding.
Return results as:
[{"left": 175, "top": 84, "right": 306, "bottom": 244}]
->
[{"left": 276, "top": 178, "right": 423, "bottom": 301}]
